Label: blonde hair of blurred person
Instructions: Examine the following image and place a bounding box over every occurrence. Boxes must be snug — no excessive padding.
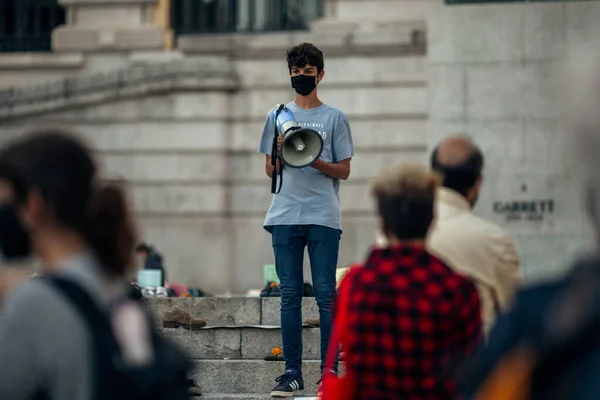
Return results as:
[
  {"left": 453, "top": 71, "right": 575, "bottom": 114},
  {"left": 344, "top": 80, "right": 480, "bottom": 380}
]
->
[{"left": 0, "top": 131, "right": 139, "bottom": 400}]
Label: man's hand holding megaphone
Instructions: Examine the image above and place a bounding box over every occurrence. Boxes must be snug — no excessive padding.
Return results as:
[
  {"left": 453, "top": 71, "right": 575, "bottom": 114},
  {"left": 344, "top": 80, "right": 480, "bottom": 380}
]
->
[{"left": 273, "top": 105, "right": 324, "bottom": 169}]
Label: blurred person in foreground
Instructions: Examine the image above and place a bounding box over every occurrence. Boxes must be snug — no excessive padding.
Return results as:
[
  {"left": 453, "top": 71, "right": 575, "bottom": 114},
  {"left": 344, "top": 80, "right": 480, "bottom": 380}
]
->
[
  {"left": 0, "top": 131, "right": 189, "bottom": 399},
  {"left": 463, "top": 72, "right": 600, "bottom": 400},
  {"left": 376, "top": 136, "right": 523, "bottom": 334},
  {"left": 322, "top": 164, "right": 482, "bottom": 400}
]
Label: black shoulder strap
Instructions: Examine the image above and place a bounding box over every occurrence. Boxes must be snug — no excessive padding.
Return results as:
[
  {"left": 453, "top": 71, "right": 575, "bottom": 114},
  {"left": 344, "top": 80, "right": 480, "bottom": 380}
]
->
[
  {"left": 271, "top": 104, "right": 285, "bottom": 194},
  {"left": 46, "top": 277, "right": 114, "bottom": 335},
  {"left": 45, "top": 277, "right": 121, "bottom": 399}
]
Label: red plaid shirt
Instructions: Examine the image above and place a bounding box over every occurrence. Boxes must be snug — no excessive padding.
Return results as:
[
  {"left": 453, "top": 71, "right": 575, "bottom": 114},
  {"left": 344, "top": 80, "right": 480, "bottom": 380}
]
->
[{"left": 339, "top": 244, "right": 482, "bottom": 400}]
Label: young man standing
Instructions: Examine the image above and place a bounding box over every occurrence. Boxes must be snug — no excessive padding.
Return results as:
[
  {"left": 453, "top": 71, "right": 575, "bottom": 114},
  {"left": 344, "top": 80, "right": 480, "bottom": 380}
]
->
[{"left": 257, "top": 43, "right": 354, "bottom": 397}]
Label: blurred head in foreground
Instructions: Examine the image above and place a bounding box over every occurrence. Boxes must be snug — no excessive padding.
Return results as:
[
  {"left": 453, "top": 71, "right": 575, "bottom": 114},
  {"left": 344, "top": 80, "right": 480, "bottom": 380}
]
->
[
  {"left": 371, "top": 163, "right": 439, "bottom": 245},
  {"left": 0, "top": 130, "right": 136, "bottom": 277}
]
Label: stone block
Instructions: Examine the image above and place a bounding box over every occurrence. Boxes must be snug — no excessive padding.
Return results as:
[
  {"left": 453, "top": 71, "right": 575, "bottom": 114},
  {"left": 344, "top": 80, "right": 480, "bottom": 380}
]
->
[
  {"left": 261, "top": 298, "right": 319, "bottom": 325},
  {"left": 464, "top": 120, "right": 525, "bottom": 176},
  {"left": 230, "top": 118, "right": 427, "bottom": 153},
  {"left": 0, "top": 53, "right": 84, "bottom": 69},
  {"left": 202, "top": 395, "right": 271, "bottom": 400},
  {"left": 336, "top": 0, "right": 441, "bottom": 22},
  {"left": 338, "top": 215, "right": 380, "bottom": 265},
  {"left": 427, "top": 8, "right": 458, "bottom": 64},
  {"left": 228, "top": 154, "right": 269, "bottom": 183},
  {"left": 137, "top": 216, "right": 232, "bottom": 293},
  {"left": 466, "top": 63, "right": 524, "bottom": 120},
  {"left": 130, "top": 184, "right": 226, "bottom": 214},
  {"left": 188, "top": 297, "right": 262, "bottom": 325},
  {"left": 232, "top": 86, "right": 427, "bottom": 119},
  {"left": 53, "top": 28, "right": 100, "bottom": 51},
  {"left": 347, "top": 149, "right": 427, "bottom": 180},
  {"left": 0, "top": 70, "right": 77, "bottom": 90},
  {"left": 474, "top": 173, "right": 585, "bottom": 236},
  {"left": 310, "top": 19, "right": 360, "bottom": 34},
  {"left": 321, "top": 86, "right": 427, "bottom": 118},
  {"left": 521, "top": 61, "right": 567, "bottom": 119},
  {"left": 48, "top": 92, "right": 231, "bottom": 122},
  {"left": 190, "top": 360, "right": 324, "bottom": 394},
  {"left": 73, "top": 4, "right": 147, "bottom": 28},
  {"left": 239, "top": 33, "right": 293, "bottom": 51},
  {"left": 523, "top": 3, "right": 566, "bottom": 61},
  {"left": 565, "top": 1, "right": 600, "bottom": 55},
  {"left": 428, "top": 64, "right": 466, "bottom": 121},
  {"left": 429, "top": 5, "right": 523, "bottom": 63},
  {"left": 291, "top": 32, "right": 351, "bottom": 49},
  {"left": 241, "top": 327, "right": 320, "bottom": 360},
  {"left": 145, "top": 297, "right": 262, "bottom": 326},
  {"left": 160, "top": 327, "right": 241, "bottom": 359},
  {"left": 172, "top": 92, "right": 231, "bottom": 119},
  {"left": 78, "top": 121, "right": 228, "bottom": 152},
  {"left": 229, "top": 149, "right": 427, "bottom": 184},
  {"left": 233, "top": 56, "right": 427, "bottom": 89},
  {"left": 114, "top": 27, "right": 165, "bottom": 50},
  {"left": 229, "top": 184, "right": 271, "bottom": 215},
  {"left": 514, "top": 233, "right": 588, "bottom": 283},
  {"left": 178, "top": 35, "right": 235, "bottom": 54},
  {"left": 426, "top": 121, "right": 469, "bottom": 149},
  {"left": 351, "top": 30, "right": 413, "bottom": 47},
  {"left": 230, "top": 217, "right": 274, "bottom": 293},
  {"left": 230, "top": 121, "right": 271, "bottom": 152},
  {"left": 129, "top": 50, "right": 187, "bottom": 64},
  {"left": 523, "top": 119, "right": 574, "bottom": 177},
  {"left": 231, "top": 89, "right": 293, "bottom": 120},
  {"left": 340, "top": 182, "right": 374, "bottom": 213},
  {"left": 98, "top": 153, "right": 227, "bottom": 183},
  {"left": 229, "top": 181, "right": 380, "bottom": 215},
  {"left": 342, "top": 118, "right": 428, "bottom": 150}
]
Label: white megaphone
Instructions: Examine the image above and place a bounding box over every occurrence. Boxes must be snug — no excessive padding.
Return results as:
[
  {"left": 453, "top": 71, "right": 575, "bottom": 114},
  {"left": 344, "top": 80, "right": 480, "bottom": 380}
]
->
[{"left": 272, "top": 105, "right": 324, "bottom": 168}]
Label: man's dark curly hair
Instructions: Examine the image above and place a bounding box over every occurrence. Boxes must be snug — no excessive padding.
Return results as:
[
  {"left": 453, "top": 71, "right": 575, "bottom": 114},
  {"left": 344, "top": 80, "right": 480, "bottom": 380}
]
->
[{"left": 286, "top": 43, "right": 324, "bottom": 73}]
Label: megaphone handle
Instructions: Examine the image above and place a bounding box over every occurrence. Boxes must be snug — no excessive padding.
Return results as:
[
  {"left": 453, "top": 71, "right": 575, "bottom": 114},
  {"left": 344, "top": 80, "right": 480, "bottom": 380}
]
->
[{"left": 271, "top": 105, "right": 286, "bottom": 194}]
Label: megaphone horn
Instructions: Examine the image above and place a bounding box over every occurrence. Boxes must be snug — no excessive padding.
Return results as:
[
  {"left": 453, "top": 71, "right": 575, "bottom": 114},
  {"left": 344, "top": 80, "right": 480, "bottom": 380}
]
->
[{"left": 272, "top": 106, "right": 324, "bottom": 169}]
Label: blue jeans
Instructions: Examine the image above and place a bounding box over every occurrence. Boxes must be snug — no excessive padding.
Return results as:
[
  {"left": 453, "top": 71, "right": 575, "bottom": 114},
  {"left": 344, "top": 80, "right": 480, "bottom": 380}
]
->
[{"left": 271, "top": 224, "right": 340, "bottom": 375}]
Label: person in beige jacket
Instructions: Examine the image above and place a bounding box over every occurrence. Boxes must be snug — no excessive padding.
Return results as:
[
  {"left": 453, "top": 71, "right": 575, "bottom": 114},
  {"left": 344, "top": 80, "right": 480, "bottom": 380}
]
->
[{"left": 375, "top": 136, "right": 523, "bottom": 334}]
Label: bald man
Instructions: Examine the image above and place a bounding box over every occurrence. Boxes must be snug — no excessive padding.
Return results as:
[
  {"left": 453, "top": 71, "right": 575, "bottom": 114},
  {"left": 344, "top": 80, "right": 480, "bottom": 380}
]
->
[
  {"left": 428, "top": 136, "right": 522, "bottom": 334},
  {"left": 374, "top": 136, "right": 522, "bottom": 334}
]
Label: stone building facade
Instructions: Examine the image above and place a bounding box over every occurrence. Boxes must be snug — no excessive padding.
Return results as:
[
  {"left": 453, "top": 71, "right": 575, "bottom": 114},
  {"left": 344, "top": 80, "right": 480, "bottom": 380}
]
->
[{"left": 0, "top": 0, "right": 598, "bottom": 292}]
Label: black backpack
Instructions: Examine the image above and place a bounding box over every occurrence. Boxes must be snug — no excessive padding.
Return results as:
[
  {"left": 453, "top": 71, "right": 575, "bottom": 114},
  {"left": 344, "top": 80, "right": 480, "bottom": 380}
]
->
[{"left": 38, "top": 276, "right": 191, "bottom": 400}]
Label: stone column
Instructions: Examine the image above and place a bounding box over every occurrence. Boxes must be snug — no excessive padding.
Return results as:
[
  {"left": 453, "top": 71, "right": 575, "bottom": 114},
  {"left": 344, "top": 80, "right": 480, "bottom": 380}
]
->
[{"left": 53, "top": 0, "right": 173, "bottom": 51}]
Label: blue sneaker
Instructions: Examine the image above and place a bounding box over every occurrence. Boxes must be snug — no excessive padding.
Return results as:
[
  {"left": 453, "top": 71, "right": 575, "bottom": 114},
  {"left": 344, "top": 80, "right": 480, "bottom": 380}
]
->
[{"left": 270, "top": 370, "right": 304, "bottom": 397}]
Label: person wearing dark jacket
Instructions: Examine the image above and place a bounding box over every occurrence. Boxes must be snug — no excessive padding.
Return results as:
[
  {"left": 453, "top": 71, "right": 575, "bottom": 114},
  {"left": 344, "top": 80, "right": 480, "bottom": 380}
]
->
[
  {"left": 135, "top": 243, "right": 167, "bottom": 284},
  {"left": 463, "top": 71, "right": 600, "bottom": 400}
]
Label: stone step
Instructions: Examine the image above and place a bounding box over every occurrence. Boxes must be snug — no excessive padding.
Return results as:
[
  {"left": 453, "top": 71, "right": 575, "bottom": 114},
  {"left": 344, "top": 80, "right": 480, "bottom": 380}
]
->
[
  {"left": 145, "top": 297, "right": 319, "bottom": 327},
  {"left": 160, "top": 326, "right": 321, "bottom": 360},
  {"left": 190, "top": 360, "right": 328, "bottom": 395},
  {"left": 203, "top": 395, "right": 317, "bottom": 400}
]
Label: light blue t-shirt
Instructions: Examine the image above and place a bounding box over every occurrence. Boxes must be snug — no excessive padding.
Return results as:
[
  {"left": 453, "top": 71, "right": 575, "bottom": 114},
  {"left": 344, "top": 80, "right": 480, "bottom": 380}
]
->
[{"left": 258, "top": 102, "right": 355, "bottom": 231}]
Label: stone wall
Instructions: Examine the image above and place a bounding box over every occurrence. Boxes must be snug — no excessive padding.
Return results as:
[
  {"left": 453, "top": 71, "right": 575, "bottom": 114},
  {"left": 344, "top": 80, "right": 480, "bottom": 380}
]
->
[
  {"left": 0, "top": 24, "right": 428, "bottom": 293},
  {"left": 428, "top": 1, "right": 600, "bottom": 282}
]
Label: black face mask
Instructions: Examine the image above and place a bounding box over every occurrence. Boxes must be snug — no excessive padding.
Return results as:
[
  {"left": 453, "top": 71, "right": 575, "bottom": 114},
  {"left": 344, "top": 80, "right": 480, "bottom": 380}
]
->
[
  {"left": 0, "top": 205, "right": 31, "bottom": 261},
  {"left": 291, "top": 74, "right": 317, "bottom": 96}
]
